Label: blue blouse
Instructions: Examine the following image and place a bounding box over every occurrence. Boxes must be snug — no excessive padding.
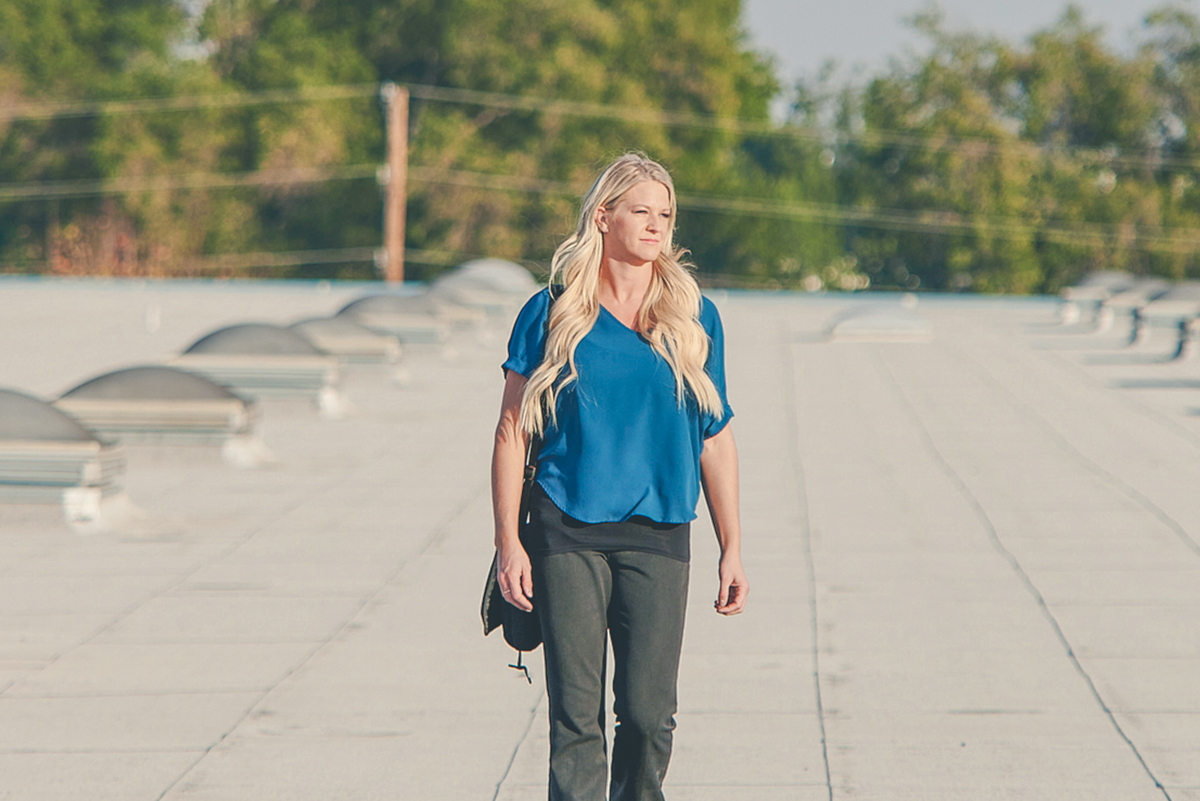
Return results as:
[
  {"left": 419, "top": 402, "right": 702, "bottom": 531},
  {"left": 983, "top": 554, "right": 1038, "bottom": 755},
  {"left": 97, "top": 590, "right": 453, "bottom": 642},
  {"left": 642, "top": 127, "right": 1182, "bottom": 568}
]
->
[{"left": 503, "top": 288, "right": 733, "bottom": 524}]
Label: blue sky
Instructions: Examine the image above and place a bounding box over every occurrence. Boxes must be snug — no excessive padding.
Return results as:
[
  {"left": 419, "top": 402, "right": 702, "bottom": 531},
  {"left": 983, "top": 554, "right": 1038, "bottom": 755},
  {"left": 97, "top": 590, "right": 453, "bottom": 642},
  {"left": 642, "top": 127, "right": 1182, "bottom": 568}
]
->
[{"left": 742, "top": 0, "right": 1182, "bottom": 83}]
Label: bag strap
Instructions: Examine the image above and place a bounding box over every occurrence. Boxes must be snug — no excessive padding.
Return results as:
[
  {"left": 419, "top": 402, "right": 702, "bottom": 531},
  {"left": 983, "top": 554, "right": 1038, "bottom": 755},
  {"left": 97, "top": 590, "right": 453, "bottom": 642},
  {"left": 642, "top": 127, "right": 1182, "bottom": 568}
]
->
[{"left": 518, "top": 431, "right": 542, "bottom": 525}]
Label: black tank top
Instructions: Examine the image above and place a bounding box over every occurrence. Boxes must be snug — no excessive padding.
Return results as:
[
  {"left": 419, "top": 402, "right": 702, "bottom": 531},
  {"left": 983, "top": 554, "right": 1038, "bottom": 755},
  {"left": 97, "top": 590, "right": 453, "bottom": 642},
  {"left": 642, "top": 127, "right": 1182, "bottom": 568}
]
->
[{"left": 521, "top": 482, "right": 690, "bottom": 563}]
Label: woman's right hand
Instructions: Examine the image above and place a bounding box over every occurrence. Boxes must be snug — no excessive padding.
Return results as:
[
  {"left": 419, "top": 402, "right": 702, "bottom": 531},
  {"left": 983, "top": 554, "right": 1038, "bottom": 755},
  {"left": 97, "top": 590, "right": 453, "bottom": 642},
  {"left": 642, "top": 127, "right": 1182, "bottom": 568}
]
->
[{"left": 497, "top": 539, "right": 534, "bottom": 612}]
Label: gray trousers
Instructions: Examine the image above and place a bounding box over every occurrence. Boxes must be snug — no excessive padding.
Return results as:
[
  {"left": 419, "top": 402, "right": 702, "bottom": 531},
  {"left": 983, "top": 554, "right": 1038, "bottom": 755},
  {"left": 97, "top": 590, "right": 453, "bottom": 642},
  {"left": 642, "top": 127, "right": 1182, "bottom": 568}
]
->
[{"left": 531, "top": 550, "right": 689, "bottom": 801}]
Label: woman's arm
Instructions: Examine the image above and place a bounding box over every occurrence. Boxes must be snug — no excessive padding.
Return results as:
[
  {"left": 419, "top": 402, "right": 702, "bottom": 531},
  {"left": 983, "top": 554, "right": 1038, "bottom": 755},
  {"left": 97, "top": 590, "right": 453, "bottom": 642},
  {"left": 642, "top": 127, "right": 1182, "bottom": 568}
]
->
[
  {"left": 491, "top": 369, "right": 534, "bottom": 611},
  {"left": 700, "top": 423, "right": 748, "bottom": 615}
]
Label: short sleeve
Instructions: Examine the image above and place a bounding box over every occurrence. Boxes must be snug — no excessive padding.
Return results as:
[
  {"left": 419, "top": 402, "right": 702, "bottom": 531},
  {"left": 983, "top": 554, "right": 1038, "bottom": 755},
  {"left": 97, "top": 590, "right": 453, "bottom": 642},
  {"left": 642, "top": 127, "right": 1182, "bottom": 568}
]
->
[
  {"left": 700, "top": 296, "right": 734, "bottom": 439},
  {"left": 502, "top": 288, "right": 551, "bottom": 377}
]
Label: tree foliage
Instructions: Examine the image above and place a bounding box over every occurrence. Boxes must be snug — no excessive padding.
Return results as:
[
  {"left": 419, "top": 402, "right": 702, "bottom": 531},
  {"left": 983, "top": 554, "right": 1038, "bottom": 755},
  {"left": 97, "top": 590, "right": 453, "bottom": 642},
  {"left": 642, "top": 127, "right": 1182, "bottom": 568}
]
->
[
  {"left": 3, "top": 1, "right": 1200, "bottom": 292},
  {"left": 823, "top": 6, "right": 1200, "bottom": 292}
]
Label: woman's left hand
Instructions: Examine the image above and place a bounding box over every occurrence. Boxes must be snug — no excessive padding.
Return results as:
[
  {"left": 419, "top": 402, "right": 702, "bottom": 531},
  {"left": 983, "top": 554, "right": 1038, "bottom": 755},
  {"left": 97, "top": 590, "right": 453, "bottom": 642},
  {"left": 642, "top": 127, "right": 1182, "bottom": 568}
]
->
[{"left": 714, "top": 553, "right": 748, "bottom": 615}]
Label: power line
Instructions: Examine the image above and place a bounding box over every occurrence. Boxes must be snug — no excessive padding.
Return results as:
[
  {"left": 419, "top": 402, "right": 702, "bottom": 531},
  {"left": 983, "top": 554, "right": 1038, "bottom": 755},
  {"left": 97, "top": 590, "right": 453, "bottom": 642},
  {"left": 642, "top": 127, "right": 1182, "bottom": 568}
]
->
[
  {"left": 2, "top": 82, "right": 1196, "bottom": 175},
  {"left": 176, "top": 245, "right": 465, "bottom": 271},
  {"left": 0, "top": 165, "right": 378, "bottom": 199},
  {"left": 0, "top": 247, "right": 479, "bottom": 275},
  {"left": 406, "top": 166, "right": 1200, "bottom": 255},
  {"left": 184, "top": 247, "right": 375, "bottom": 270},
  {"left": 0, "top": 84, "right": 380, "bottom": 122},
  {"left": 402, "top": 83, "right": 1194, "bottom": 173},
  {"left": 4, "top": 162, "right": 1198, "bottom": 254}
]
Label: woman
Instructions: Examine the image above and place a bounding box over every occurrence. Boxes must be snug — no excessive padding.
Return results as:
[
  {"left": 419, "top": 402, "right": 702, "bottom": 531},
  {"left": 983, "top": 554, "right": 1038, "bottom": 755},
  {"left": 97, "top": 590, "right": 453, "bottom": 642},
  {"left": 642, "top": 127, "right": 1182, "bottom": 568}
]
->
[{"left": 491, "top": 153, "right": 747, "bottom": 801}]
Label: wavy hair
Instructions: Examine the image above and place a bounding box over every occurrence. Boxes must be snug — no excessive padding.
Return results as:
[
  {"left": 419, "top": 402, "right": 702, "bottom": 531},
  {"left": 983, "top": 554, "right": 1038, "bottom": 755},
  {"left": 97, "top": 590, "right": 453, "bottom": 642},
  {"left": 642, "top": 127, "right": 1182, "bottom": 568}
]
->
[{"left": 519, "top": 153, "right": 724, "bottom": 435}]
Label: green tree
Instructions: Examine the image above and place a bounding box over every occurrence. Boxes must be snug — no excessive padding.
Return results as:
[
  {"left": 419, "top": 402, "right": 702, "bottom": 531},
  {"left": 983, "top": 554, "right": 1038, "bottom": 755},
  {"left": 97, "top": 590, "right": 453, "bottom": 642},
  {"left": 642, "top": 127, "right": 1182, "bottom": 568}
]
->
[
  {"left": 1142, "top": 5, "right": 1200, "bottom": 279},
  {"left": 826, "top": 6, "right": 1186, "bottom": 293},
  {"left": 196, "top": 0, "right": 840, "bottom": 280},
  {"left": 833, "top": 11, "right": 1044, "bottom": 291},
  {"left": 0, "top": 0, "right": 195, "bottom": 274}
]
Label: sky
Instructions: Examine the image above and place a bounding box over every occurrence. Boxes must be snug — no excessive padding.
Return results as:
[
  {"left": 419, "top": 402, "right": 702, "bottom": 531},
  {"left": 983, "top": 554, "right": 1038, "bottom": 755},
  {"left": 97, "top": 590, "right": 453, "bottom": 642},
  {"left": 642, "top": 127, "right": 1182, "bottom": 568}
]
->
[{"left": 742, "top": 0, "right": 1183, "bottom": 85}]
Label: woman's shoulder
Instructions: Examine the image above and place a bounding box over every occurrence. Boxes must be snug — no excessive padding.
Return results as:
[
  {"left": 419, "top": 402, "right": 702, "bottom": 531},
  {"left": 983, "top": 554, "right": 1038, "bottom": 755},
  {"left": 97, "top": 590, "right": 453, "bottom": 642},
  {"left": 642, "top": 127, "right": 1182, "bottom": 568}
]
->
[
  {"left": 698, "top": 294, "right": 724, "bottom": 333},
  {"left": 524, "top": 285, "right": 555, "bottom": 308},
  {"left": 513, "top": 285, "right": 553, "bottom": 323}
]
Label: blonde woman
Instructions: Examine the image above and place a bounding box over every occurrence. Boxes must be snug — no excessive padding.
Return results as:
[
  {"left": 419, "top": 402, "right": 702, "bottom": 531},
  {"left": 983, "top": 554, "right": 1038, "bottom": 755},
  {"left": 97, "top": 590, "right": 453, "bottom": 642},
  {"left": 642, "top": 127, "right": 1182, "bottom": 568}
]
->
[{"left": 491, "top": 153, "right": 747, "bottom": 801}]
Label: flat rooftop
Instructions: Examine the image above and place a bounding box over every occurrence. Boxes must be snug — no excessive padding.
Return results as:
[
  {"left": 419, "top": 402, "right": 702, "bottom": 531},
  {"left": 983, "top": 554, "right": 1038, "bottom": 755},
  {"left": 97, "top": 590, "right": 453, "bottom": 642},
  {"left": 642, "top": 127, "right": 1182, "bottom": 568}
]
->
[{"left": 1, "top": 278, "right": 1198, "bottom": 800}]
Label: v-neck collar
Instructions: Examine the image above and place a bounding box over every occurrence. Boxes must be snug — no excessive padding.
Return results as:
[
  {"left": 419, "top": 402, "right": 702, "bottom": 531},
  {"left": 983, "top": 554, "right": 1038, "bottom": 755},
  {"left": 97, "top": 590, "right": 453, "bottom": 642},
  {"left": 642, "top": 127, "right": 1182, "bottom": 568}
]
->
[{"left": 599, "top": 303, "right": 642, "bottom": 335}]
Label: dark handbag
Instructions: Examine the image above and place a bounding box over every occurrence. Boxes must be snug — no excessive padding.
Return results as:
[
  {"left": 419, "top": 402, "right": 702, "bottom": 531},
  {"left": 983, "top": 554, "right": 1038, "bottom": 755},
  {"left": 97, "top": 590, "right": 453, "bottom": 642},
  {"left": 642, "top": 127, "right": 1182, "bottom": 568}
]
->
[{"left": 481, "top": 432, "right": 544, "bottom": 676}]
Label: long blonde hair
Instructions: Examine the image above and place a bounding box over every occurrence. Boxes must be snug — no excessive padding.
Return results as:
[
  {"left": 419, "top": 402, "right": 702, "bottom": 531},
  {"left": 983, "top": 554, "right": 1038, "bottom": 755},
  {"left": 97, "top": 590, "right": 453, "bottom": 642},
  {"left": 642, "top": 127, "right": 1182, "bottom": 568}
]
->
[{"left": 519, "top": 153, "right": 724, "bottom": 436}]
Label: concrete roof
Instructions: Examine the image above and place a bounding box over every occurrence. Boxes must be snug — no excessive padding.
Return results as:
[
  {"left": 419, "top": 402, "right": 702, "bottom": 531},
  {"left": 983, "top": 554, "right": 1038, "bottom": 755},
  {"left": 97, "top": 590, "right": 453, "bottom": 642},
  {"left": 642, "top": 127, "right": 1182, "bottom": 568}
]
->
[{"left": 0, "top": 278, "right": 1198, "bottom": 800}]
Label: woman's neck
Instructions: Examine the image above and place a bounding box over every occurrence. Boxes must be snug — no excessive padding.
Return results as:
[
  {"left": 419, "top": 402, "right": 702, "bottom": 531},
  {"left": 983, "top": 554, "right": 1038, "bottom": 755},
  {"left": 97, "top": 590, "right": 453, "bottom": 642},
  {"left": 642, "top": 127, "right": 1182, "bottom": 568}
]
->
[
  {"left": 597, "top": 258, "right": 653, "bottom": 330},
  {"left": 598, "top": 258, "right": 652, "bottom": 307}
]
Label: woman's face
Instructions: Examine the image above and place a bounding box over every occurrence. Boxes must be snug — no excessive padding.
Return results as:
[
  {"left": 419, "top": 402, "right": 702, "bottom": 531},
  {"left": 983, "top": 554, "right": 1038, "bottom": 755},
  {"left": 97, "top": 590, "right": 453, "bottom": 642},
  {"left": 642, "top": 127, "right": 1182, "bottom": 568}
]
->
[{"left": 597, "top": 180, "right": 672, "bottom": 266}]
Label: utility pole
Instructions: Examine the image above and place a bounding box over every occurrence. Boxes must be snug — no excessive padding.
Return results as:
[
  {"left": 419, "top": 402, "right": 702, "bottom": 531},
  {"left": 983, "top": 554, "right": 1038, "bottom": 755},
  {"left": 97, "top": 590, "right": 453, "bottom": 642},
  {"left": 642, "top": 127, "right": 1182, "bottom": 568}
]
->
[{"left": 380, "top": 82, "right": 408, "bottom": 285}]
